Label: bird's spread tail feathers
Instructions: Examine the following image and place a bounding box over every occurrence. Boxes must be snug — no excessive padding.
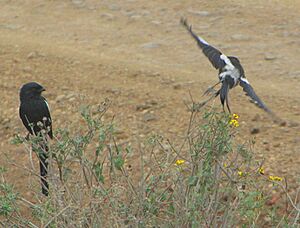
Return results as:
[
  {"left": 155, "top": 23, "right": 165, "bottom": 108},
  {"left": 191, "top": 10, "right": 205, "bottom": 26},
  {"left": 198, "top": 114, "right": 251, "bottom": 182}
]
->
[{"left": 220, "top": 80, "right": 231, "bottom": 113}]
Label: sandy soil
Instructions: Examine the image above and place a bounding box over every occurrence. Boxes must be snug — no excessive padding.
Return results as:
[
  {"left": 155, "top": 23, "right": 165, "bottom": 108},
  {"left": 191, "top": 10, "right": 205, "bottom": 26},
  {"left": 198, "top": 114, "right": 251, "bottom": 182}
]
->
[{"left": 0, "top": 0, "right": 299, "bottom": 200}]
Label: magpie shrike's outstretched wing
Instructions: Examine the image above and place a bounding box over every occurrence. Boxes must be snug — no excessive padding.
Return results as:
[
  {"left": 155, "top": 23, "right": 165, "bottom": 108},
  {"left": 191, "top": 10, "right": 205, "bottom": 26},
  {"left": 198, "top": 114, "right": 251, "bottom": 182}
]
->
[
  {"left": 181, "top": 18, "right": 227, "bottom": 70},
  {"left": 239, "top": 78, "right": 273, "bottom": 113}
]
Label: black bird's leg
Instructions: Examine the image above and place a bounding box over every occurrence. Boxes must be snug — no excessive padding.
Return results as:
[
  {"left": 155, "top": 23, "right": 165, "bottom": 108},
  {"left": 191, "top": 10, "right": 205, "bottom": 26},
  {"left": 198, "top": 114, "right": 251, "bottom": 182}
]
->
[
  {"left": 203, "top": 81, "right": 221, "bottom": 96},
  {"left": 198, "top": 90, "right": 220, "bottom": 109}
]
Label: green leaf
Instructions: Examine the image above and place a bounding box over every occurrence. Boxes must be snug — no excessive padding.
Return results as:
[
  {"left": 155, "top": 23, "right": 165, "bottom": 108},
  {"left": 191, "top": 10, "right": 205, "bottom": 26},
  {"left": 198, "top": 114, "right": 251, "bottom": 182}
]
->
[{"left": 114, "top": 155, "right": 124, "bottom": 171}]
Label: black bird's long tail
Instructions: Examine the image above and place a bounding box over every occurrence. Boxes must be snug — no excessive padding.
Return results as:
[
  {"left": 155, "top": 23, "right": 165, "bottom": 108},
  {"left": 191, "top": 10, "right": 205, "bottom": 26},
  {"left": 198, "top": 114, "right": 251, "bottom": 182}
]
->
[
  {"left": 220, "top": 80, "right": 231, "bottom": 113},
  {"left": 39, "top": 144, "right": 49, "bottom": 196}
]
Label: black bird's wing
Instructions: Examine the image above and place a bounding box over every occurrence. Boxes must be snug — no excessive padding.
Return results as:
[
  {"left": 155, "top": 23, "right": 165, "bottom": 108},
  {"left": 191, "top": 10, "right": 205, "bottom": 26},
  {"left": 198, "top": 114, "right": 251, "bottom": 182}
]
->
[
  {"left": 181, "top": 18, "right": 226, "bottom": 70},
  {"left": 19, "top": 98, "right": 53, "bottom": 139},
  {"left": 239, "top": 78, "right": 272, "bottom": 113}
]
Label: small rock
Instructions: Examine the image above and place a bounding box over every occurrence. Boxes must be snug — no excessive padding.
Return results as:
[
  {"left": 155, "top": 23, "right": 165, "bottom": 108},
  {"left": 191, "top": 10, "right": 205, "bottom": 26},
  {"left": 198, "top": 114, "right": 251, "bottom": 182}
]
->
[
  {"left": 106, "top": 88, "right": 121, "bottom": 95},
  {"left": 27, "top": 51, "right": 38, "bottom": 59},
  {"left": 273, "top": 143, "right": 280, "bottom": 148},
  {"left": 2, "top": 118, "right": 10, "bottom": 124},
  {"left": 262, "top": 139, "right": 269, "bottom": 145},
  {"left": 188, "top": 10, "right": 211, "bottom": 17},
  {"left": 115, "top": 128, "right": 126, "bottom": 139},
  {"left": 151, "top": 20, "right": 161, "bottom": 25},
  {"left": 141, "top": 42, "right": 161, "bottom": 49},
  {"left": 136, "top": 104, "right": 151, "bottom": 111},
  {"left": 250, "top": 128, "right": 260, "bottom": 134},
  {"left": 71, "top": 0, "right": 85, "bottom": 7},
  {"left": 288, "top": 121, "right": 299, "bottom": 127},
  {"left": 100, "top": 13, "right": 115, "bottom": 20},
  {"left": 55, "top": 95, "right": 66, "bottom": 103},
  {"left": 264, "top": 53, "right": 277, "bottom": 61},
  {"left": 124, "top": 11, "right": 135, "bottom": 17},
  {"left": 148, "top": 100, "right": 158, "bottom": 105},
  {"left": 130, "top": 15, "right": 141, "bottom": 20},
  {"left": 231, "top": 34, "right": 250, "bottom": 41},
  {"left": 251, "top": 114, "right": 261, "bottom": 122},
  {"left": 3, "top": 24, "right": 22, "bottom": 30},
  {"left": 279, "top": 120, "right": 287, "bottom": 126},
  {"left": 293, "top": 137, "right": 300, "bottom": 144},
  {"left": 143, "top": 113, "right": 157, "bottom": 122},
  {"left": 66, "top": 93, "right": 75, "bottom": 100},
  {"left": 288, "top": 71, "right": 300, "bottom": 79},
  {"left": 173, "top": 84, "right": 182, "bottom": 90},
  {"left": 108, "top": 4, "right": 120, "bottom": 11},
  {"left": 23, "top": 66, "right": 32, "bottom": 73}
]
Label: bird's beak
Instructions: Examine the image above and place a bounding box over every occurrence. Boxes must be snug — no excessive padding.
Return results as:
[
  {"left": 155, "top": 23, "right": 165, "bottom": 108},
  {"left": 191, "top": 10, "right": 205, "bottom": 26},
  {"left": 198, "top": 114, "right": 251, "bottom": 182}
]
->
[{"left": 39, "top": 88, "right": 46, "bottom": 92}]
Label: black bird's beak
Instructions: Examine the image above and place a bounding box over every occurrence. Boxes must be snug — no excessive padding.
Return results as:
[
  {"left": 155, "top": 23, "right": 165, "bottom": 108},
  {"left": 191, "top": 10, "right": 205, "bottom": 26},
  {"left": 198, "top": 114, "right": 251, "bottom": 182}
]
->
[{"left": 39, "top": 88, "right": 46, "bottom": 92}]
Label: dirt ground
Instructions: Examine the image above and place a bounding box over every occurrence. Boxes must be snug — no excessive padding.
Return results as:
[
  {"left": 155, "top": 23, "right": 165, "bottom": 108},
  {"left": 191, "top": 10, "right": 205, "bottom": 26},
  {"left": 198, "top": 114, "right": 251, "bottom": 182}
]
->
[{"left": 0, "top": 0, "right": 299, "bottom": 200}]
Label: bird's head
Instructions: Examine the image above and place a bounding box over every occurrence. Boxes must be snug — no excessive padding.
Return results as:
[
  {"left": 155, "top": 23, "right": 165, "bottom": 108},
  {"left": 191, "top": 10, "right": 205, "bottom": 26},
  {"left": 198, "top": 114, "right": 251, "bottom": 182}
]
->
[
  {"left": 228, "top": 56, "right": 244, "bottom": 75},
  {"left": 20, "top": 82, "right": 45, "bottom": 101},
  {"left": 228, "top": 56, "right": 240, "bottom": 64}
]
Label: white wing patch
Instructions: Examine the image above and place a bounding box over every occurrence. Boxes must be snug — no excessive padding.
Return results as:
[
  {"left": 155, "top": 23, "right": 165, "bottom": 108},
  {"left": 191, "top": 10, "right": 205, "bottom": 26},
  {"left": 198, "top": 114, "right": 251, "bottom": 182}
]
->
[
  {"left": 44, "top": 100, "right": 50, "bottom": 111},
  {"left": 197, "top": 36, "right": 209, "bottom": 45},
  {"left": 220, "top": 54, "right": 234, "bottom": 70},
  {"left": 240, "top": 77, "right": 250, "bottom": 85}
]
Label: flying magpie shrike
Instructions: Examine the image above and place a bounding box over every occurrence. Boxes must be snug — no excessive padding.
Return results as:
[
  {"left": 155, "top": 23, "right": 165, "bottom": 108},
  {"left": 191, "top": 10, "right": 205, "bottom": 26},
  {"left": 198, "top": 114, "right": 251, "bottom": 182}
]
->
[
  {"left": 19, "top": 82, "right": 52, "bottom": 196},
  {"left": 181, "top": 18, "right": 274, "bottom": 115}
]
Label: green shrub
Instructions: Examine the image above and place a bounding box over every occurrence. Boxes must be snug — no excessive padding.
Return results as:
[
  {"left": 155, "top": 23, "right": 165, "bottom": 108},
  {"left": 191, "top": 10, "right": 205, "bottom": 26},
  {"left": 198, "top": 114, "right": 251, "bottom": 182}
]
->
[{"left": 3, "top": 102, "right": 299, "bottom": 227}]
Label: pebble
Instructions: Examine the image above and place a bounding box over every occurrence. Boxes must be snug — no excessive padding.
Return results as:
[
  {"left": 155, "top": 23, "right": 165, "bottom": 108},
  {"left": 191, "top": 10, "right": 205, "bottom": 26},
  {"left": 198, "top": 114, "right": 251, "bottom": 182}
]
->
[
  {"left": 27, "top": 51, "right": 38, "bottom": 59},
  {"left": 173, "top": 84, "right": 182, "bottom": 90},
  {"left": 151, "top": 20, "right": 161, "bottom": 25},
  {"left": 188, "top": 10, "right": 211, "bottom": 17},
  {"left": 136, "top": 104, "right": 151, "bottom": 111},
  {"left": 143, "top": 113, "right": 157, "bottom": 122},
  {"left": 262, "top": 139, "right": 269, "bottom": 145},
  {"left": 251, "top": 114, "right": 261, "bottom": 122},
  {"left": 141, "top": 42, "right": 161, "bottom": 49},
  {"left": 288, "top": 121, "right": 299, "bottom": 127},
  {"left": 23, "top": 66, "right": 32, "bottom": 73},
  {"left": 124, "top": 11, "right": 135, "bottom": 17},
  {"left": 250, "top": 127, "right": 260, "bottom": 134},
  {"left": 71, "top": 0, "right": 85, "bottom": 7},
  {"left": 231, "top": 34, "right": 250, "bottom": 41},
  {"left": 288, "top": 71, "right": 300, "bottom": 79},
  {"left": 108, "top": 4, "right": 121, "bottom": 11},
  {"left": 66, "top": 93, "right": 76, "bottom": 100},
  {"left": 55, "top": 94, "right": 66, "bottom": 103},
  {"left": 130, "top": 15, "right": 142, "bottom": 20},
  {"left": 2, "top": 24, "right": 22, "bottom": 30},
  {"left": 148, "top": 100, "right": 158, "bottom": 106},
  {"left": 264, "top": 53, "right": 277, "bottom": 61},
  {"left": 273, "top": 143, "right": 281, "bottom": 148},
  {"left": 100, "top": 13, "right": 115, "bottom": 20},
  {"left": 106, "top": 88, "right": 121, "bottom": 95}
]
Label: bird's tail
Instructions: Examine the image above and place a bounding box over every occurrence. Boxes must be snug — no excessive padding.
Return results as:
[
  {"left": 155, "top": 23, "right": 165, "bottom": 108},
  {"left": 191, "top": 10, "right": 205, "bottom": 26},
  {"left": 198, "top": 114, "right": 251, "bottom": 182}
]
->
[
  {"left": 39, "top": 144, "right": 49, "bottom": 196},
  {"left": 220, "top": 80, "right": 231, "bottom": 113}
]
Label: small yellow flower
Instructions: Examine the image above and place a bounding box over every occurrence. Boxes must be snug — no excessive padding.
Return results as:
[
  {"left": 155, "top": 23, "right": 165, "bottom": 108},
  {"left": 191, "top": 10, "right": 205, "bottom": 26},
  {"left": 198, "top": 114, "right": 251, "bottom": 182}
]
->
[
  {"left": 223, "top": 163, "right": 228, "bottom": 168},
  {"left": 229, "top": 119, "right": 239, "bottom": 127},
  {"left": 175, "top": 159, "right": 185, "bottom": 166},
  {"left": 233, "top": 113, "right": 239, "bottom": 119},
  {"left": 238, "top": 171, "right": 243, "bottom": 177},
  {"left": 258, "top": 167, "right": 265, "bottom": 175},
  {"left": 269, "top": 175, "right": 283, "bottom": 181}
]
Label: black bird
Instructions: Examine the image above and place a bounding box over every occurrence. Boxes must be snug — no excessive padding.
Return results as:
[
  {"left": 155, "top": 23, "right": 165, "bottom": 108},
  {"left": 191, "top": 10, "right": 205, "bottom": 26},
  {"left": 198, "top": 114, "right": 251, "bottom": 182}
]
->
[
  {"left": 19, "top": 82, "right": 52, "bottom": 196},
  {"left": 181, "top": 18, "right": 274, "bottom": 115}
]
